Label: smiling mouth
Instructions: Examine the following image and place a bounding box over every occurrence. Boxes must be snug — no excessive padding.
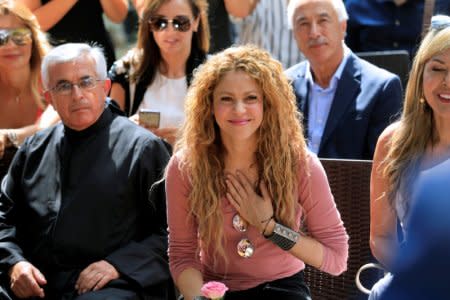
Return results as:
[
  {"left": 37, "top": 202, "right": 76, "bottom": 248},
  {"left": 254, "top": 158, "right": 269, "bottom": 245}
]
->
[
  {"left": 164, "top": 39, "right": 179, "bottom": 44},
  {"left": 229, "top": 119, "right": 250, "bottom": 125},
  {"left": 2, "top": 53, "right": 21, "bottom": 58},
  {"left": 438, "top": 93, "right": 450, "bottom": 103}
]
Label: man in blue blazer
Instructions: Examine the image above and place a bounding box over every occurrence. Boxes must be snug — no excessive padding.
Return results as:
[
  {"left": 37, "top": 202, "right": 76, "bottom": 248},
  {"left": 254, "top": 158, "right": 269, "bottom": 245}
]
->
[{"left": 286, "top": 0, "right": 403, "bottom": 159}]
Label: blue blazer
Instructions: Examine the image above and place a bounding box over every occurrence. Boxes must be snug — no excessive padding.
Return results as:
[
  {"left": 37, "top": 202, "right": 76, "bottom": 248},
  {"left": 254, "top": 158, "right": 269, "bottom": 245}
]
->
[{"left": 286, "top": 53, "right": 403, "bottom": 160}]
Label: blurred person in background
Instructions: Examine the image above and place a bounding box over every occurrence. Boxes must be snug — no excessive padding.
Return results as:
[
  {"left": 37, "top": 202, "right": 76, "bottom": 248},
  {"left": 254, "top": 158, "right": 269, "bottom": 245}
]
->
[
  {"left": 345, "top": 0, "right": 423, "bottom": 58},
  {"left": 225, "top": 0, "right": 304, "bottom": 68},
  {"left": 0, "top": 0, "right": 58, "bottom": 159},
  {"left": 109, "top": 0, "right": 209, "bottom": 146},
  {"left": 345, "top": 0, "right": 450, "bottom": 59},
  {"left": 132, "top": 0, "right": 232, "bottom": 54},
  {"left": 18, "top": 0, "right": 129, "bottom": 69},
  {"left": 207, "top": 0, "right": 233, "bottom": 53},
  {"left": 285, "top": 0, "right": 402, "bottom": 159}
]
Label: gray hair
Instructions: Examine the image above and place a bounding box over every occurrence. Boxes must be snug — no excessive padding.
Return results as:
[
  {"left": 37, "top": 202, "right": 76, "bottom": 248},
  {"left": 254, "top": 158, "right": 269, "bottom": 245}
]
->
[
  {"left": 287, "top": 0, "right": 348, "bottom": 29},
  {"left": 41, "top": 43, "right": 107, "bottom": 90}
]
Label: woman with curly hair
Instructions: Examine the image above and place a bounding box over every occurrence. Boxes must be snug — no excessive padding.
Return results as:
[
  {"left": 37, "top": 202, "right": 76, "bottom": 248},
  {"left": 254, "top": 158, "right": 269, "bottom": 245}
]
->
[
  {"left": 0, "top": 0, "right": 58, "bottom": 159},
  {"left": 165, "top": 45, "right": 348, "bottom": 300},
  {"left": 369, "top": 15, "right": 450, "bottom": 300},
  {"left": 109, "top": 0, "right": 209, "bottom": 146}
]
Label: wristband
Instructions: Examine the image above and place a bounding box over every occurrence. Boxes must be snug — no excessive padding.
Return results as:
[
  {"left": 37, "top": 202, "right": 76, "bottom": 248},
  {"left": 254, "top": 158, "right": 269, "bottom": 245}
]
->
[
  {"left": 6, "top": 131, "right": 19, "bottom": 148},
  {"left": 265, "top": 222, "right": 300, "bottom": 250}
]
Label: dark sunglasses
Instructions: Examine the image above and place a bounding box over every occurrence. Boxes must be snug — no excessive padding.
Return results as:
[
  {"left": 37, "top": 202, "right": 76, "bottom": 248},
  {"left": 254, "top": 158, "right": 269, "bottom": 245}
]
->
[
  {"left": 0, "top": 28, "right": 32, "bottom": 47},
  {"left": 148, "top": 15, "right": 192, "bottom": 32}
]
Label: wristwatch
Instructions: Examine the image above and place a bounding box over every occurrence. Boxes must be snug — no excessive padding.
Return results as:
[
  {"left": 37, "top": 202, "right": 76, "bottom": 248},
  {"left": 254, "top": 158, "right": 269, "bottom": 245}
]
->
[{"left": 265, "top": 222, "right": 300, "bottom": 250}]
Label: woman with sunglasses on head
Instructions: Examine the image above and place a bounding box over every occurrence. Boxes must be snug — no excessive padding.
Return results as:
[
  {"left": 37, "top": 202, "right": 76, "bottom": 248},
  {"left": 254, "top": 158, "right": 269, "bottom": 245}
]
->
[
  {"left": 109, "top": 0, "right": 209, "bottom": 146},
  {"left": 0, "top": 0, "right": 59, "bottom": 159},
  {"left": 165, "top": 45, "right": 349, "bottom": 300},
  {"left": 369, "top": 14, "right": 450, "bottom": 300}
]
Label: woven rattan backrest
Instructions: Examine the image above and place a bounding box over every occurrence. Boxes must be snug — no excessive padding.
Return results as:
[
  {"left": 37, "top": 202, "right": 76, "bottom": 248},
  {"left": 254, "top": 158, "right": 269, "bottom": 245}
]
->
[{"left": 304, "top": 158, "right": 375, "bottom": 299}]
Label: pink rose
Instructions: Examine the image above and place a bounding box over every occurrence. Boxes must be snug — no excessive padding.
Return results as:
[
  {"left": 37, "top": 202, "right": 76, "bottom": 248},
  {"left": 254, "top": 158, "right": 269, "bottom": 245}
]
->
[{"left": 200, "top": 281, "right": 229, "bottom": 299}]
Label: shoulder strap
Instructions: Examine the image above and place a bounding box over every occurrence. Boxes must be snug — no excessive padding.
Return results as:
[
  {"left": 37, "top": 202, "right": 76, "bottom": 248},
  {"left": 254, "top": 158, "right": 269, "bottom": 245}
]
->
[
  {"left": 422, "top": 0, "right": 436, "bottom": 37},
  {"left": 129, "top": 80, "right": 136, "bottom": 116}
]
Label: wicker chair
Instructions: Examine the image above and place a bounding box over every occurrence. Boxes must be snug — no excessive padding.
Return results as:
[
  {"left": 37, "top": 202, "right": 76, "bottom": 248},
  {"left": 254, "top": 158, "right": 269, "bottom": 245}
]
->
[
  {"left": 0, "top": 147, "right": 18, "bottom": 183},
  {"left": 303, "top": 158, "right": 380, "bottom": 300}
]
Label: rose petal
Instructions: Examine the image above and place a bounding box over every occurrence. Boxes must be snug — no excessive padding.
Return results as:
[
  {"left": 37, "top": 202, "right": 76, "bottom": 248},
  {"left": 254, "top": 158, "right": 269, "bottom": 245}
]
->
[{"left": 200, "top": 281, "right": 229, "bottom": 299}]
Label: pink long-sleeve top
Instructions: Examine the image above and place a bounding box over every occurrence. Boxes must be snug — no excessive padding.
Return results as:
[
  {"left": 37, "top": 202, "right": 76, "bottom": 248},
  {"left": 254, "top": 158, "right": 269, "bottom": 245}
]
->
[{"left": 166, "top": 152, "right": 348, "bottom": 291}]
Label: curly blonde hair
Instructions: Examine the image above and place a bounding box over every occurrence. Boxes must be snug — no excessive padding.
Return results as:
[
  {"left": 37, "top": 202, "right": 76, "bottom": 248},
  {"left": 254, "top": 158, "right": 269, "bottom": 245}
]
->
[
  {"left": 0, "top": 0, "right": 50, "bottom": 109},
  {"left": 382, "top": 23, "right": 450, "bottom": 212},
  {"left": 174, "top": 45, "right": 308, "bottom": 262}
]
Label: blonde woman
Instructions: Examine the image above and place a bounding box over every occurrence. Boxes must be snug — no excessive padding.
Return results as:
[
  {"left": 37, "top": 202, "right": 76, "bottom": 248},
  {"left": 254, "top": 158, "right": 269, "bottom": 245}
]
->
[
  {"left": 166, "top": 45, "right": 348, "bottom": 300},
  {"left": 370, "top": 14, "right": 450, "bottom": 300},
  {"left": 0, "top": 0, "right": 58, "bottom": 158}
]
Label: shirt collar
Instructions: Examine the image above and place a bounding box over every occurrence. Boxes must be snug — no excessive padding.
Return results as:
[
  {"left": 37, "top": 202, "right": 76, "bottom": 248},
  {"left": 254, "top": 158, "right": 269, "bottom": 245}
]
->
[
  {"left": 306, "top": 45, "right": 351, "bottom": 90},
  {"left": 64, "top": 101, "right": 110, "bottom": 141}
]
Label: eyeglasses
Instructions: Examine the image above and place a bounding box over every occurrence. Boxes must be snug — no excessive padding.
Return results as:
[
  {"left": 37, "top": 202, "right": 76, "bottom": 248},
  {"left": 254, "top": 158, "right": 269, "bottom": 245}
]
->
[
  {"left": 148, "top": 15, "right": 192, "bottom": 32},
  {"left": 430, "top": 15, "right": 450, "bottom": 31},
  {"left": 48, "top": 76, "right": 104, "bottom": 96},
  {"left": 0, "top": 28, "right": 32, "bottom": 47},
  {"left": 232, "top": 213, "right": 254, "bottom": 258}
]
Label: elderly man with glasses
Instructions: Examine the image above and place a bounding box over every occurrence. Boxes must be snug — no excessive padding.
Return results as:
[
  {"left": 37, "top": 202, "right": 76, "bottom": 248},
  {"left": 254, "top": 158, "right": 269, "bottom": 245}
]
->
[{"left": 0, "top": 43, "right": 173, "bottom": 300}]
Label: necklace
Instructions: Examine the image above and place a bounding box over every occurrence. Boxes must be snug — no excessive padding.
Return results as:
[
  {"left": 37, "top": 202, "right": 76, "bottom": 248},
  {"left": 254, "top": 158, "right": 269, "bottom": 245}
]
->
[{"left": 14, "top": 89, "right": 23, "bottom": 103}]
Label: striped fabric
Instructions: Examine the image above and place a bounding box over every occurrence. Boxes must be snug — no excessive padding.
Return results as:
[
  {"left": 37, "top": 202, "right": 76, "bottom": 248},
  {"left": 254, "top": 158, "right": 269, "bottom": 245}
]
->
[{"left": 232, "top": 0, "right": 304, "bottom": 68}]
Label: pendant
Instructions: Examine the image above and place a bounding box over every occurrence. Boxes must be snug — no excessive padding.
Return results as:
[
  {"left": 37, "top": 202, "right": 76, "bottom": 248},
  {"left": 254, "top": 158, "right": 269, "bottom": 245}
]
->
[
  {"left": 232, "top": 213, "right": 248, "bottom": 232},
  {"left": 237, "top": 238, "right": 254, "bottom": 258}
]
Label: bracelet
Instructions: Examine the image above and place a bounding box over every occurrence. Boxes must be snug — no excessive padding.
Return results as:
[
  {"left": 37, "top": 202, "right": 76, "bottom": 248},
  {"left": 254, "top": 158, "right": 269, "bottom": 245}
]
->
[
  {"left": 265, "top": 222, "right": 300, "bottom": 251},
  {"left": 6, "top": 131, "right": 19, "bottom": 148},
  {"left": 260, "top": 214, "right": 274, "bottom": 224},
  {"left": 261, "top": 216, "right": 274, "bottom": 235}
]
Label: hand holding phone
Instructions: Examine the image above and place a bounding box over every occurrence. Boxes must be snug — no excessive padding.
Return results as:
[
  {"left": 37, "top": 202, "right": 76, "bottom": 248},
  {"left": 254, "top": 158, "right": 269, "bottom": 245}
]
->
[{"left": 139, "top": 109, "right": 160, "bottom": 129}]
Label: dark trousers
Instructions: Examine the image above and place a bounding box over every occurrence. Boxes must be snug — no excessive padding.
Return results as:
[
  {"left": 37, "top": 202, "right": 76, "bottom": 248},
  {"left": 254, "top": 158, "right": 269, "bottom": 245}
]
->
[
  {"left": 0, "top": 279, "right": 141, "bottom": 300},
  {"left": 0, "top": 272, "right": 175, "bottom": 300},
  {"left": 225, "top": 271, "right": 311, "bottom": 300}
]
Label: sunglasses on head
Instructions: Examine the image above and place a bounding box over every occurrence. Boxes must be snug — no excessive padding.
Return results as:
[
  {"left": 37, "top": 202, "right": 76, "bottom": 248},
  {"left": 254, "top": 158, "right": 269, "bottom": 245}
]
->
[
  {"left": 0, "top": 27, "right": 32, "bottom": 47},
  {"left": 430, "top": 15, "right": 450, "bottom": 31},
  {"left": 148, "top": 15, "right": 192, "bottom": 32}
]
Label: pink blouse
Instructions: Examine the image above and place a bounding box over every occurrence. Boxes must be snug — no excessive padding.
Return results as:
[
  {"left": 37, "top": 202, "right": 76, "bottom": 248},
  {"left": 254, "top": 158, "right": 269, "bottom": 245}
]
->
[{"left": 166, "top": 152, "right": 348, "bottom": 291}]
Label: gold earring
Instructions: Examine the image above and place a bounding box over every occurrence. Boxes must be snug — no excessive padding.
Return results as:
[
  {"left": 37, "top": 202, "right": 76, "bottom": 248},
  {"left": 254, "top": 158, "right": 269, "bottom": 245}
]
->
[{"left": 419, "top": 98, "right": 425, "bottom": 104}]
